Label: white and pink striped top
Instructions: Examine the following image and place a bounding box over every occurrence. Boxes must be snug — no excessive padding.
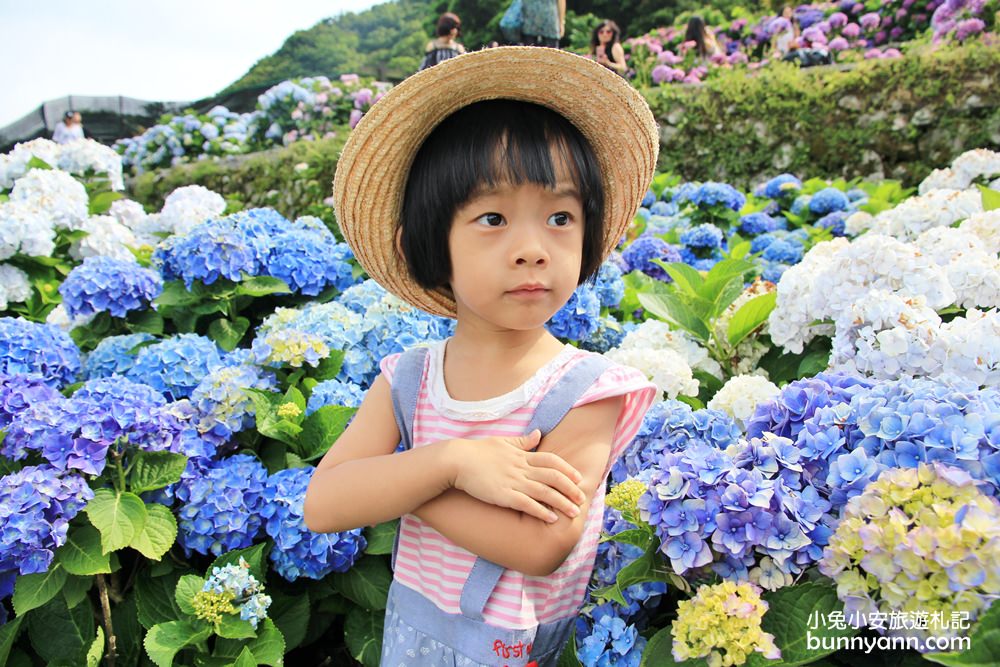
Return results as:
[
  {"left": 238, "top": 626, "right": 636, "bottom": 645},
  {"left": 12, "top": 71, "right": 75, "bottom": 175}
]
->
[{"left": 381, "top": 339, "right": 656, "bottom": 630}]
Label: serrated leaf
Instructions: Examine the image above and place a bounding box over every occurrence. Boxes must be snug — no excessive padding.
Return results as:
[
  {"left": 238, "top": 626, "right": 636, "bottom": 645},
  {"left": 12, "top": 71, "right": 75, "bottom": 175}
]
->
[
  {"left": 312, "top": 349, "right": 346, "bottom": 381},
  {"left": 797, "top": 349, "right": 831, "bottom": 378},
  {"left": 299, "top": 405, "right": 357, "bottom": 460},
  {"left": 235, "top": 276, "right": 290, "bottom": 297},
  {"left": 760, "top": 581, "right": 858, "bottom": 666},
  {"left": 344, "top": 605, "right": 384, "bottom": 667},
  {"left": 85, "top": 489, "right": 148, "bottom": 554},
  {"left": 329, "top": 556, "right": 392, "bottom": 611},
  {"left": 207, "top": 317, "right": 250, "bottom": 352},
  {"left": 130, "top": 450, "right": 188, "bottom": 494},
  {"left": 216, "top": 613, "right": 256, "bottom": 639},
  {"left": 143, "top": 620, "right": 212, "bottom": 667},
  {"left": 364, "top": 520, "right": 398, "bottom": 556},
  {"left": 175, "top": 574, "right": 204, "bottom": 616},
  {"left": 12, "top": 563, "right": 68, "bottom": 615},
  {"left": 557, "top": 627, "right": 583, "bottom": 667},
  {"left": 89, "top": 191, "right": 125, "bottom": 216},
  {"left": 637, "top": 292, "right": 711, "bottom": 342},
  {"left": 658, "top": 262, "right": 704, "bottom": 297},
  {"left": 598, "top": 528, "right": 653, "bottom": 550},
  {"left": 26, "top": 593, "right": 94, "bottom": 663},
  {"left": 727, "top": 291, "right": 777, "bottom": 347},
  {"left": 136, "top": 569, "right": 185, "bottom": 629},
  {"left": 130, "top": 503, "right": 178, "bottom": 560},
  {"left": 709, "top": 275, "right": 746, "bottom": 319},
  {"left": 62, "top": 574, "right": 93, "bottom": 608},
  {"left": 155, "top": 280, "right": 201, "bottom": 307},
  {"left": 230, "top": 646, "right": 256, "bottom": 667},
  {"left": 268, "top": 591, "right": 309, "bottom": 651},
  {"left": 925, "top": 602, "right": 1000, "bottom": 667},
  {"left": 214, "top": 619, "right": 285, "bottom": 666},
  {"left": 209, "top": 543, "right": 270, "bottom": 583},
  {"left": 86, "top": 626, "right": 105, "bottom": 667},
  {"left": 640, "top": 626, "right": 702, "bottom": 667},
  {"left": 0, "top": 614, "right": 25, "bottom": 665},
  {"left": 57, "top": 525, "right": 112, "bottom": 575}
]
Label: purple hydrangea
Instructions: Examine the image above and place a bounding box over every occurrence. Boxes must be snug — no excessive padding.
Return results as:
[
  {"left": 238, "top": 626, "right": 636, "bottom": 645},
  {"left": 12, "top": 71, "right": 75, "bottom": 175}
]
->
[
  {"left": 0, "top": 317, "right": 81, "bottom": 388},
  {"left": 0, "top": 373, "right": 60, "bottom": 430},
  {"left": 260, "top": 467, "right": 366, "bottom": 581},
  {"left": 621, "top": 236, "right": 682, "bottom": 282},
  {"left": 0, "top": 465, "right": 94, "bottom": 576},
  {"left": 175, "top": 454, "right": 269, "bottom": 556},
  {"left": 548, "top": 285, "right": 601, "bottom": 342},
  {"left": 59, "top": 256, "right": 163, "bottom": 320},
  {"left": 126, "top": 334, "right": 224, "bottom": 400}
]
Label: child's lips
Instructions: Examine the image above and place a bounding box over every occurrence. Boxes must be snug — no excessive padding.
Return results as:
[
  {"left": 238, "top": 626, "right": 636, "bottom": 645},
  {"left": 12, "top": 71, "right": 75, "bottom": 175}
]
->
[{"left": 506, "top": 284, "right": 550, "bottom": 298}]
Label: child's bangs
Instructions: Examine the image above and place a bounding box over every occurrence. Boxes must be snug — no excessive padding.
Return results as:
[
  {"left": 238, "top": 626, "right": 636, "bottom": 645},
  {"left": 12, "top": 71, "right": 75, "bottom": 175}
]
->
[{"left": 471, "top": 124, "right": 587, "bottom": 198}]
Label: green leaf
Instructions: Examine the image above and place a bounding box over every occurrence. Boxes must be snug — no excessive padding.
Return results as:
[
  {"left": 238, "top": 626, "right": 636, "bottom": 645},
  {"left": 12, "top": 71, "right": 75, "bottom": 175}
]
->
[
  {"left": 86, "top": 626, "right": 105, "bottom": 667},
  {"left": 111, "top": 593, "right": 145, "bottom": 667},
  {"left": 557, "top": 627, "right": 583, "bottom": 667},
  {"left": 57, "top": 525, "right": 112, "bottom": 575},
  {"left": 364, "top": 520, "right": 399, "bottom": 556},
  {"left": 640, "top": 626, "right": 703, "bottom": 667},
  {"left": 155, "top": 280, "right": 201, "bottom": 307},
  {"left": 137, "top": 568, "right": 186, "bottom": 629},
  {"left": 797, "top": 349, "right": 831, "bottom": 378},
  {"left": 127, "top": 309, "right": 165, "bottom": 335},
  {"left": 247, "top": 388, "right": 298, "bottom": 446},
  {"left": 26, "top": 156, "right": 53, "bottom": 170},
  {"left": 89, "top": 191, "right": 125, "bottom": 215},
  {"left": 85, "top": 489, "right": 148, "bottom": 554},
  {"left": 207, "top": 317, "right": 250, "bottom": 352},
  {"left": 143, "top": 620, "right": 212, "bottom": 667},
  {"left": 26, "top": 594, "right": 94, "bottom": 663},
  {"left": 312, "top": 349, "right": 346, "bottom": 381},
  {"left": 209, "top": 543, "right": 270, "bottom": 583},
  {"left": 299, "top": 405, "right": 357, "bottom": 460},
  {"left": 215, "top": 619, "right": 285, "bottom": 666},
  {"left": 638, "top": 292, "right": 711, "bottom": 342},
  {"left": 727, "top": 291, "right": 777, "bottom": 347},
  {"left": 761, "top": 581, "right": 858, "bottom": 666},
  {"left": 598, "top": 528, "right": 653, "bottom": 550},
  {"left": 0, "top": 615, "right": 25, "bottom": 666},
  {"left": 329, "top": 556, "right": 392, "bottom": 611},
  {"left": 268, "top": 591, "right": 309, "bottom": 651},
  {"left": 61, "top": 574, "right": 93, "bottom": 608},
  {"left": 925, "top": 601, "right": 1000, "bottom": 666},
  {"left": 230, "top": 646, "right": 256, "bottom": 667},
  {"left": 344, "top": 605, "right": 384, "bottom": 667},
  {"left": 12, "top": 563, "right": 68, "bottom": 615},
  {"left": 216, "top": 613, "right": 257, "bottom": 639},
  {"left": 709, "top": 275, "right": 747, "bottom": 319},
  {"left": 175, "top": 574, "right": 204, "bottom": 616},
  {"left": 131, "top": 503, "right": 178, "bottom": 560},
  {"left": 235, "top": 276, "right": 291, "bottom": 297},
  {"left": 979, "top": 184, "right": 1000, "bottom": 212},
  {"left": 130, "top": 450, "right": 188, "bottom": 494},
  {"left": 659, "top": 262, "right": 704, "bottom": 297}
]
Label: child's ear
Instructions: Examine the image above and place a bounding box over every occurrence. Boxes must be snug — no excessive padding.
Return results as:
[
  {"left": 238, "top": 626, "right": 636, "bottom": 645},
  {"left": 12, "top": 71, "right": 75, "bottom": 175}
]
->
[{"left": 394, "top": 227, "right": 406, "bottom": 262}]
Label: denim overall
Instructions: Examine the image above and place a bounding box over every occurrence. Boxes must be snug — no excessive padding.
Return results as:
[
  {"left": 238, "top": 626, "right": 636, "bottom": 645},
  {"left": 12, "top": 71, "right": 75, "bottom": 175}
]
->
[{"left": 383, "top": 346, "right": 612, "bottom": 667}]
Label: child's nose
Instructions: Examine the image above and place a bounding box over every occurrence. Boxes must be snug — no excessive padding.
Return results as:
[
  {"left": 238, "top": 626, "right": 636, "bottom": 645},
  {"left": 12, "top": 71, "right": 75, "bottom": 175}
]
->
[{"left": 512, "top": 227, "right": 549, "bottom": 267}]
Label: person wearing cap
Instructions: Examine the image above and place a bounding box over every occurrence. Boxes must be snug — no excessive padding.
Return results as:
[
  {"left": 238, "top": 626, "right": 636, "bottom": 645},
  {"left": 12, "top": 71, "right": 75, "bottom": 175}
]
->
[
  {"left": 304, "top": 47, "right": 659, "bottom": 666},
  {"left": 52, "top": 110, "right": 85, "bottom": 144}
]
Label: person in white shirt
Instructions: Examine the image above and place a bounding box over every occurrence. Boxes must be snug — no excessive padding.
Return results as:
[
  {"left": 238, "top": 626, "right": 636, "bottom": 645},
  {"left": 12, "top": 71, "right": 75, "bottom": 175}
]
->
[{"left": 52, "top": 111, "right": 85, "bottom": 144}]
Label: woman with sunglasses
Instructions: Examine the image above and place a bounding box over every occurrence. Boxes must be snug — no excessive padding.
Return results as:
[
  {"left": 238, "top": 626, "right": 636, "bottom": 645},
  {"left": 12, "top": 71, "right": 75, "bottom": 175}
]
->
[
  {"left": 589, "top": 20, "right": 627, "bottom": 76},
  {"left": 419, "top": 12, "right": 466, "bottom": 71}
]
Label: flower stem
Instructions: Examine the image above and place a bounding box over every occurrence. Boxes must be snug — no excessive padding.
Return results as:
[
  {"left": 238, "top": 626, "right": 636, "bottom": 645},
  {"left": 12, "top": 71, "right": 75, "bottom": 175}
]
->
[{"left": 96, "top": 574, "right": 118, "bottom": 667}]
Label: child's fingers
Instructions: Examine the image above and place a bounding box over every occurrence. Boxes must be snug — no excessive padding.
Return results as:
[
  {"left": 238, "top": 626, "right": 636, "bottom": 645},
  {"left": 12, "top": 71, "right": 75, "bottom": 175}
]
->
[
  {"left": 528, "top": 451, "right": 583, "bottom": 484},
  {"left": 521, "top": 480, "right": 581, "bottom": 519},
  {"left": 513, "top": 429, "right": 542, "bottom": 450},
  {"left": 508, "top": 491, "right": 560, "bottom": 523},
  {"left": 526, "top": 465, "right": 586, "bottom": 506}
]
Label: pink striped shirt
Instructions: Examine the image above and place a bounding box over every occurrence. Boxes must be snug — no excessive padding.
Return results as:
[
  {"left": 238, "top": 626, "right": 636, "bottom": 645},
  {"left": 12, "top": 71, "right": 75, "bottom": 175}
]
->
[{"left": 381, "top": 340, "right": 656, "bottom": 629}]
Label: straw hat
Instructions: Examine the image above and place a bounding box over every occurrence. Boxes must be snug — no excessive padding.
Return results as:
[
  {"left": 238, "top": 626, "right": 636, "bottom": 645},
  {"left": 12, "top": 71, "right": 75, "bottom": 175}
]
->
[{"left": 333, "top": 46, "right": 659, "bottom": 318}]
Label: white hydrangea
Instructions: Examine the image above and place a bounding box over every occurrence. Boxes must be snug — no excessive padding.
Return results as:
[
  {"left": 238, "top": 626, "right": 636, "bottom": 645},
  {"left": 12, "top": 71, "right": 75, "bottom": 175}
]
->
[
  {"left": 951, "top": 148, "right": 1000, "bottom": 187},
  {"left": 45, "top": 303, "right": 95, "bottom": 331},
  {"left": 0, "top": 200, "right": 57, "bottom": 260},
  {"left": 860, "top": 188, "right": 982, "bottom": 240},
  {"left": 156, "top": 185, "right": 226, "bottom": 236},
  {"left": 959, "top": 209, "right": 1000, "bottom": 254},
  {"left": 57, "top": 139, "right": 125, "bottom": 191},
  {"left": 707, "top": 374, "right": 780, "bottom": 427},
  {"left": 0, "top": 138, "right": 62, "bottom": 189},
  {"left": 610, "top": 319, "right": 722, "bottom": 379},
  {"left": 604, "top": 346, "right": 698, "bottom": 399},
  {"left": 69, "top": 215, "right": 138, "bottom": 261},
  {"left": 918, "top": 167, "right": 966, "bottom": 195},
  {"left": 844, "top": 210, "right": 874, "bottom": 236},
  {"left": 934, "top": 309, "right": 1000, "bottom": 386},
  {"left": 8, "top": 168, "right": 89, "bottom": 230},
  {"left": 914, "top": 227, "right": 1000, "bottom": 309},
  {"left": 0, "top": 264, "right": 32, "bottom": 310},
  {"left": 109, "top": 199, "right": 149, "bottom": 231}
]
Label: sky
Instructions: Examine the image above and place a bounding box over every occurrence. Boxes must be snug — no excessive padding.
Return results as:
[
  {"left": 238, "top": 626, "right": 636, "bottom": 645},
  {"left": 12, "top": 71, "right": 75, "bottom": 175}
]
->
[{"left": 0, "top": 0, "right": 384, "bottom": 128}]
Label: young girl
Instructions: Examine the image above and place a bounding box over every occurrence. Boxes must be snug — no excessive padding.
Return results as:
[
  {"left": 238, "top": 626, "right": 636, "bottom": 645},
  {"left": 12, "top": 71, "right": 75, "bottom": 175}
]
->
[{"left": 304, "top": 47, "right": 659, "bottom": 667}]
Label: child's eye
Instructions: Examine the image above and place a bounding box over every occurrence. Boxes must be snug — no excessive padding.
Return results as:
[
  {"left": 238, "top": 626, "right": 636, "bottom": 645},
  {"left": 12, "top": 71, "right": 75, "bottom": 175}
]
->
[
  {"left": 547, "top": 212, "right": 572, "bottom": 227},
  {"left": 474, "top": 213, "right": 505, "bottom": 227}
]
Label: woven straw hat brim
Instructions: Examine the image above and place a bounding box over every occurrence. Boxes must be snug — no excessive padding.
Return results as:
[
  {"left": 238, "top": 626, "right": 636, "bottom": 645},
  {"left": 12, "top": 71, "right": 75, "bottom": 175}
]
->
[{"left": 333, "top": 46, "right": 659, "bottom": 318}]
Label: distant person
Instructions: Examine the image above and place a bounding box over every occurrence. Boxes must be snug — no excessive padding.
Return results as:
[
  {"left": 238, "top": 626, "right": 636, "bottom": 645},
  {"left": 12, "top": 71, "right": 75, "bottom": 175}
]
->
[
  {"left": 419, "top": 12, "right": 466, "bottom": 71},
  {"left": 590, "top": 20, "right": 628, "bottom": 75},
  {"left": 771, "top": 6, "right": 801, "bottom": 57},
  {"left": 683, "top": 16, "right": 723, "bottom": 60},
  {"left": 52, "top": 111, "right": 84, "bottom": 144},
  {"left": 521, "top": 0, "right": 565, "bottom": 48}
]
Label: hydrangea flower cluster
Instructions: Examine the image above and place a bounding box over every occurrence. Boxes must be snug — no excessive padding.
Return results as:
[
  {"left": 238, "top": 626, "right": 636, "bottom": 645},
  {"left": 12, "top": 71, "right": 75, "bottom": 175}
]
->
[
  {"left": 190, "top": 364, "right": 277, "bottom": 442},
  {"left": 677, "top": 182, "right": 746, "bottom": 212},
  {"left": 126, "top": 334, "right": 224, "bottom": 400},
  {"left": 0, "top": 373, "right": 61, "bottom": 429},
  {"left": 605, "top": 320, "right": 715, "bottom": 399},
  {"left": 67, "top": 214, "right": 140, "bottom": 262},
  {"left": 0, "top": 138, "right": 124, "bottom": 191},
  {"left": 845, "top": 188, "right": 982, "bottom": 240},
  {"left": 0, "top": 317, "right": 81, "bottom": 388},
  {"left": 671, "top": 581, "right": 780, "bottom": 666},
  {"left": 819, "top": 463, "right": 1000, "bottom": 645},
  {"left": 808, "top": 187, "right": 850, "bottom": 216},
  {"left": 260, "top": 467, "right": 367, "bottom": 581},
  {"left": 620, "top": 235, "right": 682, "bottom": 281},
  {"left": 738, "top": 212, "right": 784, "bottom": 236},
  {"left": 593, "top": 261, "right": 625, "bottom": 308},
  {"left": 7, "top": 168, "right": 89, "bottom": 231},
  {"left": 175, "top": 455, "right": 269, "bottom": 556},
  {"left": 115, "top": 106, "right": 251, "bottom": 173},
  {"left": 547, "top": 285, "right": 601, "bottom": 341},
  {"left": 574, "top": 602, "right": 647, "bottom": 667},
  {"left": 306, "top": 379, "right": 366, "bottom": 415},
  {"left": 82, "top": 333, "right": 156, "bottom": 379},
  {"left": 761, "top": 174, "right": 803, "bottom": 200},
  {"left": 0, "top": 464, "right": 94, "bottom": 576},
  {"left": 197, "top": 558, "right": 272, "bottom": 629},
  {"left": 120, "top": 185, "right": 227, "bottom": 244},
  {"left": 0, "top": 263, "right": 32, "bottom": 310},
  {"left": 707, "top": 375, "right": 781, "bottom": 428},
  {"left": 0, "top": 199, "right": 57, "bottom": 260},
  {"left": 251, "top": 328, "right": 330, "bottom": 368},
  {"left": 59, "top": 256, "right": 163, "bottom": 320},
  {"left": 932, "top": 0, "right": 990, "bottom": 41},
  {"left": 919, "top": 149, "right": 1000, "bottom": 195}
]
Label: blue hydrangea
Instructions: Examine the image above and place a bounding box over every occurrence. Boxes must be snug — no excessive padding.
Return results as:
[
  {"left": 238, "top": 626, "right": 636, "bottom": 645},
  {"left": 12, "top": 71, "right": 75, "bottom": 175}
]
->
[
  {"left": 593, "top": 262, "right": 625, "bottom": 308},
  {"left": 83, "top": 333, "right": 156, "bottom": 379},
  {"left": 202, "top": 559, "right": 272, "bottom": 629},
  {"left": 175, "top": 454, "right": 269, "bottom": 556},
  {"left": 681, "top": 182, "right": 746, "bottom": 211},
  {"left": 680, "top": 224, "right": 725, "bottom": 249},
  {"left": 640, "top": 190, "right": 656, "bottom": 207},
  {"left": 760, "top": 261, "right": 790, "bottom": 283},
  {"left": 761, "top": 238, "right": 804, "bottom": 264},
  {"left": 815, "top": 211, "right": 847, "bottom": 236},
  {"left": 808, "top": 188, "right": 850, "bottom": 215},
  {"left": 58, "top": 256, "right": 163, "bottom": 320},
  {"left": 790, "top": 195, "right": 811, "bottom": 217},
  {"left": 260, "top": 467, "right": 366, "bottom": 581},
  {"left": 763, "top": 174, "right": 802, "bottom": 199},
  {"left": 575, "top": 603, "right": 647, "bottom": 667},
  {"left": 649, "top": 200, "right": 677, "bottom": 217},
  {"left": 155, "top": 220, "right": 261, "bottom": 287},
  {"left": 127, "top": 334, "right": 224, "bottom": 400},
  {"left": 592, "top": 505, "right": 667, "bottom": 619},
  {"left": 266, "top": 232, "right": 356, "bottom": 296},
  {"left": 190, "top": 364, "right": 277, "bottom": 442},
  {"left": 0, "top": 373, "right": 60, "bottom": 430},
  {"left": 548, "top": 286, "right": 601, "bottom": 342},
  {"left": 307, "top": 379, "right": 366, "bottom": 415},
  {"left": 0, "top": 318, "right": 81, "bottom": 388},
  {"left": 579, "top": 317, "right": 628, "bottom": 355},
  {"left": 739, "top": 212, "right": 781, "bottom": 235},
  {"left": 846, "top": 188, "right": 868, "bottom": 202},
  {"left": 0, "top": 465, "right": 93, "bottom": 576},
  {"left": 621, "top": 236, "right": 682, "bottom": 282}
]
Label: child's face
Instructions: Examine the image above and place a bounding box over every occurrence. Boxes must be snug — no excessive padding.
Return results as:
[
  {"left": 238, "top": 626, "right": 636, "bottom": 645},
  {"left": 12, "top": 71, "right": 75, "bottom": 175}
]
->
[{"left": 447, "top": 171, "right": 585, "bottom": 332}]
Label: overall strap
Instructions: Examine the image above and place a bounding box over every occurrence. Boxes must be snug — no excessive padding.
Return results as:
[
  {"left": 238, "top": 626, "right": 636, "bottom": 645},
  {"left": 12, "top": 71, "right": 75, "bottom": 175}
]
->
[
  {"left": 389, "top": 346, "right": 431, "bottom": 568},
  {"left": 459, "top": 353, "right": 614, "bottom": 621}
]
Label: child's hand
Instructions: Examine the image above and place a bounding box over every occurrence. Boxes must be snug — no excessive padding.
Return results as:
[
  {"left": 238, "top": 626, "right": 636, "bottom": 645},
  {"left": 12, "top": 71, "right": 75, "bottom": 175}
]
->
[{"left": 447, "top": 429, "right": 586, "bottom": 523}]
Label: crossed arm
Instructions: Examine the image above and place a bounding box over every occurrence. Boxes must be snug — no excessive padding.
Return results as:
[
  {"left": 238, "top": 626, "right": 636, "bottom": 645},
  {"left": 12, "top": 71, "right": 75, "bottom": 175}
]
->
[{"left": 302, "top": 374, "right": 621, "bottom": 576}]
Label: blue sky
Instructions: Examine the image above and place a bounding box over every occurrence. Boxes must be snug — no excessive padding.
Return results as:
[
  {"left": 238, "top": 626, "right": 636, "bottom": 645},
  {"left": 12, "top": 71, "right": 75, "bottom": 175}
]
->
[{"left": 0, "top": 0, "right": 383, "bottom": 127}]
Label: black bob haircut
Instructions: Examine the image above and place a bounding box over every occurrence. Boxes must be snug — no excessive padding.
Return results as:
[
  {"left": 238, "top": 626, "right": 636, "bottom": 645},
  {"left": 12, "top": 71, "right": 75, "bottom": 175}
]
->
[{"left": 399, "top": 99, "right": 605, "bottom": 292}]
